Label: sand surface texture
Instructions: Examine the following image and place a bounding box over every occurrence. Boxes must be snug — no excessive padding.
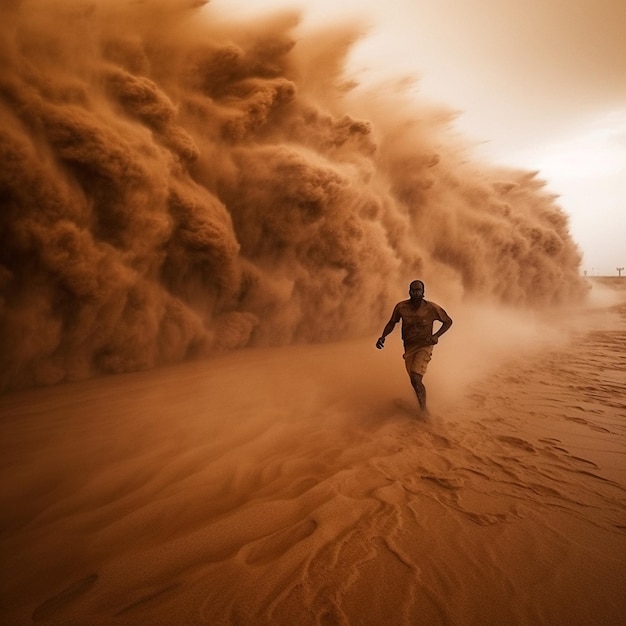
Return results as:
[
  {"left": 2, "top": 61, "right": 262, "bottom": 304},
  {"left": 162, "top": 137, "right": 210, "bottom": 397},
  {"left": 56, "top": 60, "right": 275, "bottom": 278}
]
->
[{"left": 1, "top": 281, "right": 625, "bottom": 625}]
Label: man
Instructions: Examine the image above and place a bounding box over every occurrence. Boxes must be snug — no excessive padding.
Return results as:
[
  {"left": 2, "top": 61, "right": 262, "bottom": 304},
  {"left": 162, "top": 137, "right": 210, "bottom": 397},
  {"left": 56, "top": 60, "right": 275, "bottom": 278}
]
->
[{"left": 376, "top": 280, "right": 452, "bottom": 415}]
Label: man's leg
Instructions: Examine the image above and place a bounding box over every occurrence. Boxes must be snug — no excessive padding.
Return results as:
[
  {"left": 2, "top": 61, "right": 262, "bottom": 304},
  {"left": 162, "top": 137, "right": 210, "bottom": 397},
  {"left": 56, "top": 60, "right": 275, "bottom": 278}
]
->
[{"left": 409, "top": 372, "right": 428, "bottom": 414}]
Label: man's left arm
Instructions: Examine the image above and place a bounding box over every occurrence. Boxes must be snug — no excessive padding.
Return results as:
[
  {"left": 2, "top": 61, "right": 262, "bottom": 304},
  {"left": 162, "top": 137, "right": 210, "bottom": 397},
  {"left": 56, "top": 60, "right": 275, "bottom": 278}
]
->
[{"left": 431, "top": 306, "right": 453, "bottom": 344}]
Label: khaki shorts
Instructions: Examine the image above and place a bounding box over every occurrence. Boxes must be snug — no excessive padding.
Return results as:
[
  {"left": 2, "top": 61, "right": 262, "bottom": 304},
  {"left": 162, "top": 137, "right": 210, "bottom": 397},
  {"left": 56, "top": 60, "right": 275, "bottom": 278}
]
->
[{"left": 403, "top": 345, "right": 433, "bottom": 377}]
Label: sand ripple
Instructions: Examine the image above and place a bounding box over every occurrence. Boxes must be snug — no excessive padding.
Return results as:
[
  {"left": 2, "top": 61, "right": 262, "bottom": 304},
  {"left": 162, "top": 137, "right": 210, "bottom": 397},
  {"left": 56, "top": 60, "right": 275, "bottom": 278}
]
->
[{"left": 1, "top": 298, "right": 625, "bottom": 625}]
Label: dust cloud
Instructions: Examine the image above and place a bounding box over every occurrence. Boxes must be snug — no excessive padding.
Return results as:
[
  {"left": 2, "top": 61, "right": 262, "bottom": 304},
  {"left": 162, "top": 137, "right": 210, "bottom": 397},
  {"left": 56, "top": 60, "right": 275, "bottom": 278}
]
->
[{"left": 0, "top": 0, "right": 585, "bottom": 391}]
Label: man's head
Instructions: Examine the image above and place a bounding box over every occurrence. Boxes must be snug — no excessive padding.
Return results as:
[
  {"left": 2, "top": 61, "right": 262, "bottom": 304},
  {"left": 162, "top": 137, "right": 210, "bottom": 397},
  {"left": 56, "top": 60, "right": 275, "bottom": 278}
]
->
[{"left": 409, "top": 280, "right": 425, "bottom": 301}]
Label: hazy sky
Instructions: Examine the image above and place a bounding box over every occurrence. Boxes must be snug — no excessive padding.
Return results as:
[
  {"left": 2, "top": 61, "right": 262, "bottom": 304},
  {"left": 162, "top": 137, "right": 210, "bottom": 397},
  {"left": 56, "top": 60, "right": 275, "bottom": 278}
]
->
[{"left": 215, "top": 0, "right": 625, "bottom": 275}]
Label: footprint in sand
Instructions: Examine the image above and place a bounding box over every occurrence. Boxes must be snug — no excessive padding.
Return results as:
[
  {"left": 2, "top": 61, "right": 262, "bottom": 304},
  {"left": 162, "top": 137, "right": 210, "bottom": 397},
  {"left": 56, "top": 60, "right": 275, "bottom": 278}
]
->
[{"left": 427, "top": 432, "right": 453, "bottom": 448}]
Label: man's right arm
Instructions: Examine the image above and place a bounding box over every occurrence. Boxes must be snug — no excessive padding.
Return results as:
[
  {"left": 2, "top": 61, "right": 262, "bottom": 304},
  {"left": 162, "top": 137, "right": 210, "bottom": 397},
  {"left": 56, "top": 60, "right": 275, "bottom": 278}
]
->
[{"left": 376, "top": 305, "right": 401, "bottom": 349}]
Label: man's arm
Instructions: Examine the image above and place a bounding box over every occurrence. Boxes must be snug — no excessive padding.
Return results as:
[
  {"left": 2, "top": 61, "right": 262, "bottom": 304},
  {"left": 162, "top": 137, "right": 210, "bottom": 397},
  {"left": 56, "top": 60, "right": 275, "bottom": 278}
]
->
[
  {"left": 376, "top": 305, "right": 401, "bottom": 349},
  {"left": 430, "top": 308, "right": 452, "bottom": 344}
]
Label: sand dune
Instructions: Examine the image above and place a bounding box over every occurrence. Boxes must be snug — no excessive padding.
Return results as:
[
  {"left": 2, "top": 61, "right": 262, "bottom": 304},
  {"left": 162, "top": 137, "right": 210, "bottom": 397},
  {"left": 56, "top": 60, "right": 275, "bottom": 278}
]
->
[{"left": 1, "top": 281, "right": 624, "bottom": 625}]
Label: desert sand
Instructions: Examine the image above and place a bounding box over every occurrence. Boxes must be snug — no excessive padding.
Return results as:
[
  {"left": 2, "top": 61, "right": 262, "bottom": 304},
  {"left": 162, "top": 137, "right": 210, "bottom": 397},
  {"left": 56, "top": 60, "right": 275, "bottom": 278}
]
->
[
  {"left": 0, "top": 3, "right": 623, "bottom": 624},
  {"left": 1, "top": 279, "right": 624, "bottom": 626}
]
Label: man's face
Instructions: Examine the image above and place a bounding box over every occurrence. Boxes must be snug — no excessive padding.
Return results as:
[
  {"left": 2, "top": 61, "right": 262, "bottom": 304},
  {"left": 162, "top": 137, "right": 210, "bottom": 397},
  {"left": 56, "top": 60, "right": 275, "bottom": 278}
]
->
[{"left": 409, "top": 282, "right": 424, "bottom": 300}]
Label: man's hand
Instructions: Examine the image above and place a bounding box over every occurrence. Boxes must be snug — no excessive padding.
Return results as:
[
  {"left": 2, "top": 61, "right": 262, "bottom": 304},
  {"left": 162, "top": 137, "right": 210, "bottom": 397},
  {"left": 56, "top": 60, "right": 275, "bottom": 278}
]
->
[
  {"left": 430, "top": 335, "right": 439, "bottom": 345},
  {"left": 376, "top": 336, "right": 385, "bottom": 349}
]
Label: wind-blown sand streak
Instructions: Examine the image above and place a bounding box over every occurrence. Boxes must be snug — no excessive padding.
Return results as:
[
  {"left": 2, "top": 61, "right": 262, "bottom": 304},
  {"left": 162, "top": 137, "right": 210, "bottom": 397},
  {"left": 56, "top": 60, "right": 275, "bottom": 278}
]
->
[{"left": 1, "top": 282, "right": 624, "bottom": 625}]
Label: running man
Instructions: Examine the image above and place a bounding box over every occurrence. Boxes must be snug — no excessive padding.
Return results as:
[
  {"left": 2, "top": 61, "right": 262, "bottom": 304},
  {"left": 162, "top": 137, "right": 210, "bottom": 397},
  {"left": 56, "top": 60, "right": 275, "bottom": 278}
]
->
[{"left": 376, "top": 280, "right": 453, "bottom": 414}]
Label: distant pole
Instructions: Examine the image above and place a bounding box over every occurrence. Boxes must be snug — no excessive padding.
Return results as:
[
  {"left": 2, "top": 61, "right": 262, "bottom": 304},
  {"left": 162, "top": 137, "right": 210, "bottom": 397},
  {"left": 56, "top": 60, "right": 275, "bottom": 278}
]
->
[{"left": 618, "top": 267, "right": 624, "bottom": 277}]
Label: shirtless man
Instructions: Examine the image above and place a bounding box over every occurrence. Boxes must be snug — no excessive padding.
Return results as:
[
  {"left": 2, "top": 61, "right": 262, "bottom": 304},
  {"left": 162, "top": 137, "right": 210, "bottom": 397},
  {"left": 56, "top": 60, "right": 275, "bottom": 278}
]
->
[{"left": 376, "top": 280, "right": 453, "bottom": 414}]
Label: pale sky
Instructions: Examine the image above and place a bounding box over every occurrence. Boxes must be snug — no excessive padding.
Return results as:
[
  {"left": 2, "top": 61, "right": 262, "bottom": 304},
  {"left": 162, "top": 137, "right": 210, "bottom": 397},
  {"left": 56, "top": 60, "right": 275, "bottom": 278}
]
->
[{"left": 215, "top": 0, "right": 626, "bottom": 276}]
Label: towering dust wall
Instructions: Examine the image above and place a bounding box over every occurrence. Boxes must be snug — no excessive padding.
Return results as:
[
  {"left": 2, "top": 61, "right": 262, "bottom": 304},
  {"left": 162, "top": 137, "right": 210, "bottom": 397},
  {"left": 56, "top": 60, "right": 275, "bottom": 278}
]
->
[{"left": 0, "top": 0, "right": 584, "bottom": 390}]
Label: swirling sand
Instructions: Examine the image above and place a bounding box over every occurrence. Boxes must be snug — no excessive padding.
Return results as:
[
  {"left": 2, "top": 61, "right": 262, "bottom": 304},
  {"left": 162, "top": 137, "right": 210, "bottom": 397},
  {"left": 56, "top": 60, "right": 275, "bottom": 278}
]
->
[{"left": 1, "top": 282, "right": 625, "bottom": 625}]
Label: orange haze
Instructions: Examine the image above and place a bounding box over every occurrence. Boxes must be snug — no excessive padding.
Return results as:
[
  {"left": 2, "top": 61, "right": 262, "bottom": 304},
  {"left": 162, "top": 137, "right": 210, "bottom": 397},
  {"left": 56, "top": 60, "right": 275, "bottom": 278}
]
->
[{"left": 0, "top": 0, "right": 585, "bottom": 391}]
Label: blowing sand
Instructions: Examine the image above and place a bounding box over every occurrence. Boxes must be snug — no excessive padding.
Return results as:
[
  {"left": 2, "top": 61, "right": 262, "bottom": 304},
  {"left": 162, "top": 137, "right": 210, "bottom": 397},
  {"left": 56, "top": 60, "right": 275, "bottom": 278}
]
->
[
  {"left": 1, "top": 3, "right": 621, "bottom": 623},
  {"left": 1, "top": 280, "right": 625, "bottom": 626},
  {"left": 0, "top": 0, "right": 587, "bottom": 393}
]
